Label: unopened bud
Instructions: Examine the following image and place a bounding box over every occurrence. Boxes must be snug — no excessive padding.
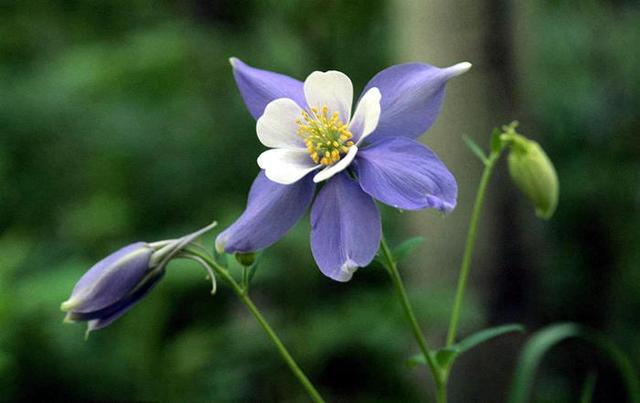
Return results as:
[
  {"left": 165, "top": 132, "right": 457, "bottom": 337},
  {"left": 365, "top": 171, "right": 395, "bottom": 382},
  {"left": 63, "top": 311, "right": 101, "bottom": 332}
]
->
[
  {"left": 235, "top": 252, "right": 256, "bottom": 267},
  {"left": 505, "top": 133, "right": 559, "bottom": 220},
  {"left": 61, "top": 222, "right": 217, "bottom": 334}
]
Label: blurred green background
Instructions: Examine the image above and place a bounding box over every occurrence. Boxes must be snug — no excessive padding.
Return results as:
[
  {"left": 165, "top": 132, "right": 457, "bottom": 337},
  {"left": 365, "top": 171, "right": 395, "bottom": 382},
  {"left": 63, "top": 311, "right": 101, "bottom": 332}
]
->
[{"left": 1, "top": 0, "right": 639, "bottom": 402}]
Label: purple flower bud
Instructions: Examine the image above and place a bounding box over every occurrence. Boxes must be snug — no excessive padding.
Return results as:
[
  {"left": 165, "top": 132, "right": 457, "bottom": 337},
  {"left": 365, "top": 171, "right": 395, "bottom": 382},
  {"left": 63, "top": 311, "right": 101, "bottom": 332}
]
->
[
  {"left": 61, "top": 222, "right": 217, "bottom": 333},
  {"left": 61, "top": 242, "right": 163, "bottom": 332}
]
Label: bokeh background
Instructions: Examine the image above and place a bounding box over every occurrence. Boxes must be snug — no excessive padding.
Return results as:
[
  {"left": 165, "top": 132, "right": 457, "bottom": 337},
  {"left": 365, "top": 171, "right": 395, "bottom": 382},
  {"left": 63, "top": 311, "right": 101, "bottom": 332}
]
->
[{"left": 1, "top": 0, "right": 639, "bottom": 402}]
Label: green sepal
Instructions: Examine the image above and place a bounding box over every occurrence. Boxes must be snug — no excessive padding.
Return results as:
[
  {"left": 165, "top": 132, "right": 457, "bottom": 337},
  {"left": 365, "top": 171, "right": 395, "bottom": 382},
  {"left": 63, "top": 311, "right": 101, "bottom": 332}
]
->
[
  {"left": 235, "top": 252, "right": 256, "bottom": 267},
  {"left": 491, "top": 127, "right": 504, "bottom": 154}
]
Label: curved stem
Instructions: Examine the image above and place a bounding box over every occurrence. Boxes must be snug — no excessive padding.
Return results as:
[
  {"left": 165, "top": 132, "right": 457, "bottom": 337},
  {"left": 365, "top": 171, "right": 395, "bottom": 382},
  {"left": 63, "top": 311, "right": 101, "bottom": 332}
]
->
[
  {"left": 379, "top": 235, "right": 445, "bottom": 396},
  {"left": 446, "top": 153, "right": 500, "bottom": 347},
  {"left": 186, "top": 248, "right": 325, "bottom": 403}
]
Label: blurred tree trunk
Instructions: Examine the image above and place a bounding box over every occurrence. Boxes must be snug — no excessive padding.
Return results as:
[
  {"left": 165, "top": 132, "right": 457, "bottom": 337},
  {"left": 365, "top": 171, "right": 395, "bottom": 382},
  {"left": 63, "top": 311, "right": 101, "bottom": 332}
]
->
[
  {"left": 389, "top": 0, "right": 529, "bottom": 401},
  {"left": 389, "top": 0, "right": 499, "bottom": 327}
]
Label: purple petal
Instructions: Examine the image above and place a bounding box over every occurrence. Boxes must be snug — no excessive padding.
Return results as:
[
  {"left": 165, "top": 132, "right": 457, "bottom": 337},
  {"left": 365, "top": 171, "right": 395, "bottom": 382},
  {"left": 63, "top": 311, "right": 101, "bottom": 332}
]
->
[
  {"left": 86, "top": 270, "right": 165, "bottom": 331},
  {"left": 216, "top": 171, "right": 315, "bottom": 253},
  {"left": 310, "top": 173, "right": 381, "bottom": 282},
  {"left": 70, "top": 243, "right": 143, "bottom": 295},
  {"left": 230, "top": 57, "right": 307, "bottom": 119},
  {"left": 355, "top": 137, "right": 457, "bottom": 212},
  {"left": 67, "top": 243, "right": 153, "bottom": 313},
  {"left": 362, "top": 62, "right": 470, "bottom": 142}
]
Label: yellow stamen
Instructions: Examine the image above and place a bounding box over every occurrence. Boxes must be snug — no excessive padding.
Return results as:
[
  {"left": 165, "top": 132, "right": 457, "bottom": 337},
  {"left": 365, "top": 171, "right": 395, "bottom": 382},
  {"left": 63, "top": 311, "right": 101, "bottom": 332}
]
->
[{"left": 296, "top": 103, "right": 354, "bottom": 166}]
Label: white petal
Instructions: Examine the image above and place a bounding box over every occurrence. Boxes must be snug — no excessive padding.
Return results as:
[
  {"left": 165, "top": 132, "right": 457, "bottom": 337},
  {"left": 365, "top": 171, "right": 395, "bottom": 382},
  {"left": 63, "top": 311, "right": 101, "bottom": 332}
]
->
[
  {"left": 313, "top": 146, "right": 358, "bottom": 183},
  {"left": 256, "top": 98, "right": 305, "bottom": 149},
  {"left": 304, "top": 71, "right": 353, "bottom": 123},
  {"left": 349, "top": 87, "right": 381, "bottom": 144},
  {"left": 257, "top": 149, "right": 320, "bottom": 185}
]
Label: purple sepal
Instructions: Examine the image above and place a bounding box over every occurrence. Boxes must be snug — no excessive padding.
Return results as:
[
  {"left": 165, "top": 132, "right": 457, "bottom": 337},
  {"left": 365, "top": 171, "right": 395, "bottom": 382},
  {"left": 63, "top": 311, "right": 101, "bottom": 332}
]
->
[
  {"left": 310, "top": 173, "right": 381, "bottom": 282},
  {"left": 355, "top": 137, "right": 457, "bottom": 212},
  {"left": 362, "top": 63, "right": 464, "bottom": 142},
  {"left": 230, "top": 57, "right": 307, "bottom": 119},
  {"left": 85, "top": 270, "right": 165, "bottom": 331},
  {"left": 66, "top": 242, "right": 153, "bottom": 313},
  {"left": 216, "top": 171, "right": 315, "bottom": 253}
]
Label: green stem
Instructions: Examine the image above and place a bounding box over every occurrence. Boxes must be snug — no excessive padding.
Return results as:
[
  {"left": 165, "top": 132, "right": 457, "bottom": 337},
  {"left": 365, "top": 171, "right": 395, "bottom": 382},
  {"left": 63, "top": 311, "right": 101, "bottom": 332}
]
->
[
  {"left": 446, "top": 152, "right": 501, "bottom": 347},
  {"left": 379, "top": 235, "right": 445, "bottom": 398},
  {"left": 436, "top": 383, "right": 448, "bottom": 403},
  {"left": 187, "top": 248, "right": 325, "bottom": 403}
]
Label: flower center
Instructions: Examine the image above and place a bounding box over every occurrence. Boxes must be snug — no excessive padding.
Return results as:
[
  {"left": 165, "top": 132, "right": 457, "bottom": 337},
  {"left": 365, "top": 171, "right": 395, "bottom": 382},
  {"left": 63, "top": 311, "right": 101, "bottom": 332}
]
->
[{"left": 296, "top": 105, "right": 354, "bottom": 166}]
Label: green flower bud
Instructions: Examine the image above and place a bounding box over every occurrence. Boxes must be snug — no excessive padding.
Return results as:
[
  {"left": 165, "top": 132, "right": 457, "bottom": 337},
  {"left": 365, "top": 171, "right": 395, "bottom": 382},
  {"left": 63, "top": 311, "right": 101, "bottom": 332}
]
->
[
  {"left": 235, "top": 252, "right": 256, "bottom": 267},
  {"left": 505, "top": 134, "right": 559, "bottom": 220}
]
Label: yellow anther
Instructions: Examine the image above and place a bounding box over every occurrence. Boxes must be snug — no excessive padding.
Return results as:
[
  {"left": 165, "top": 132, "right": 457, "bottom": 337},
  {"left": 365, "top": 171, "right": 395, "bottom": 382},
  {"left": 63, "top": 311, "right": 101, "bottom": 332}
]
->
[{"left": 296, "top": 104, "right": 354, "bottom": 166}]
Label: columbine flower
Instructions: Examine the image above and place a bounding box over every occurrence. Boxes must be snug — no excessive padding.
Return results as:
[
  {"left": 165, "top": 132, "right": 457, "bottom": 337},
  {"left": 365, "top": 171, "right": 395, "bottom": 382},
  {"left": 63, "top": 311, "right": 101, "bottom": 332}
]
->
[
  {"left": 216, "top": 58, "right": 470, "bottom": 281},
  {"left": 61, "top": 223, "right": 216, "bottom": 333}
]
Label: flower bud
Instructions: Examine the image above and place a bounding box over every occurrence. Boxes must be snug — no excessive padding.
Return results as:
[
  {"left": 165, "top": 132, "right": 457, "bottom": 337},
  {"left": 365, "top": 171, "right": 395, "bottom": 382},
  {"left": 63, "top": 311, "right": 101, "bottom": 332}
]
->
[
  {"left": 235, "top": 252, "right": 256, "bottom": 267},
  {"left": 506, "top": 135, "right": 559, "bottom": 219},
  {"left": 62, "top": 222, "right": 217, "bottom": 333},
  {"left": 61, "top": 242, "right": 163, "bottom": 333}
]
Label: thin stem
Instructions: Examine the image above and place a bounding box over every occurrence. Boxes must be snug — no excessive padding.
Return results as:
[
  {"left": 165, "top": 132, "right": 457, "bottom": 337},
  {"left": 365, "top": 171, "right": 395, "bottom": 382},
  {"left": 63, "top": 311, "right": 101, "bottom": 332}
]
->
[
  {"left": 436, "top": 383, "right": 448, "bottom": 403},
  {"left": 379, "top": 236, "right": 444, "bottom": 391},
  {"left": 185, "top": 247, "right": 325, "bottom": 403},
  {"left": 446, "top": 152, "right": 500, "bottom": 347}
]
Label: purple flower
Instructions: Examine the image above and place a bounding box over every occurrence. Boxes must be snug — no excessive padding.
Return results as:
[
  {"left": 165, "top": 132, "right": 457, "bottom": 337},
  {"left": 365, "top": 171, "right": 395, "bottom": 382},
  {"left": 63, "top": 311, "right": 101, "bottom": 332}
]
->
[
  {"left": 216, "top": 58, "right": 470, "bottom": 282},
  {"left": 62, "top": 223, "right": 216, "bottom": 333}
]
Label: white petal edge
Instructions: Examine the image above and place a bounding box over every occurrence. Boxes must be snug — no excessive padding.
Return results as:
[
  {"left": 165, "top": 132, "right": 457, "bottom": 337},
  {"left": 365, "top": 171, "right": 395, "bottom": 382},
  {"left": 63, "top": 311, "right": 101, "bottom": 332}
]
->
[
  {"left": 349, "top": 87, "right": 381, "bottom": 145},
  {"left": 256, "top": 98, "right": 306, "bottom": 149},
  {"left": 313, "top": 146, "right": 358, "bottom": 183},
  {"left": 257, "top": 149, "right": 320, "bottom": 185},
  {"left": 304, "top": 71, "right": 353, "bottom": 123}
]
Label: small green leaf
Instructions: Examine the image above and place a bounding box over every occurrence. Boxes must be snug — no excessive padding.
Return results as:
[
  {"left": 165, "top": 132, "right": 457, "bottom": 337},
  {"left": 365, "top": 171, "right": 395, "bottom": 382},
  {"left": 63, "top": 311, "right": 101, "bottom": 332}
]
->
[
  {"left": 455, "top": 323, "right": 525, "bottom": 354},
  {"left": 426, "top": 324, "right": 524, "bottom": 372},
  {"left": 393, "top": 237, "right": 425, "bottom": 263},
  {"left": 463, "top": 135, "right": 488, "bottom": 163},
  {"left": 406, "top": 353, "right": 427, "bottom": 368},
  {"left": 508, "top": 323, "right": 640, "bottom": 403},
  {"left": 579, "top": 370, "right": 598, "bottom": 403},
  {"left": 407, "top": 325, "right": 524, "bottom": 372},
  {"left": 491, "top": 127, "right": 504, "bottom": 153},
  {"left": 435, "top": 348, "right": 458, "bottom": 370}
]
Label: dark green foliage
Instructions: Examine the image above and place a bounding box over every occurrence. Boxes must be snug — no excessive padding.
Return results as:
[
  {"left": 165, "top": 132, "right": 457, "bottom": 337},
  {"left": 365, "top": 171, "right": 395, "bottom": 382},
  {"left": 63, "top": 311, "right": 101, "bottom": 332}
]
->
[{"left": 0, "top": 1, "right": 421, "bottom": 402}]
